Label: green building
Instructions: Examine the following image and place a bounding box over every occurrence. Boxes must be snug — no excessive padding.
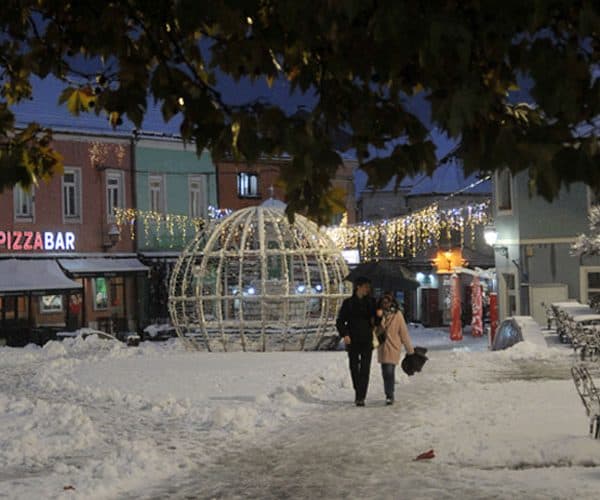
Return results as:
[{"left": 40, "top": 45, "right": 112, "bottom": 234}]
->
[{"left": 135, "top": 135, "right": 217, "bottom": 326}]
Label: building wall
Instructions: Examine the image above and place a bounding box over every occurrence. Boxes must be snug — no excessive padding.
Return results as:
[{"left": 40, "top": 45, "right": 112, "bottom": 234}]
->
[
  {"left": 525, "top": 243, "right": 582, "bottom": 297},
  {"left": 135, "top": 138, "right": 217, "bottom": 251},
  {"left": 216, "top": 160, "right": 286, "bottom": 210},
  {"left": 494, "top": 170, "right": 600, "bottom": 321},
  {"left": 332, "top": 160, "right": 358, "bottom": 225},
  {"left": 0, "top": 134, "right": 134, "bottom": 254},
  {"left": 358, "top": 189, "right": 410, "bottom": 221},
  {"left": 215, "top": 159, "right": 357, "bottom": 224},
  {"left": 514, "top": 173, "right": 590, "bottom": 239}
]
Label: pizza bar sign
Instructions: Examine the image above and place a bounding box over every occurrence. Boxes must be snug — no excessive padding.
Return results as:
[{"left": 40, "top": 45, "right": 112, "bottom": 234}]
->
[{"left": 0, "top": 231, "right": 76, "bottom": 251}]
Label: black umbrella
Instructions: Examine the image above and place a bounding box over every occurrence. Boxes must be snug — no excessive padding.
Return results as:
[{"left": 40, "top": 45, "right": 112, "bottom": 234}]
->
[{"left": 345, "top": 260, "right": 420, "bottom": 291}]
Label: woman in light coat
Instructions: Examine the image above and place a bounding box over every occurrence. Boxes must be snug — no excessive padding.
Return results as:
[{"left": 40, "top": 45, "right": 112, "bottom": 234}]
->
[{"left": 376, "top": 294, "right": 415, "bottom": 405}]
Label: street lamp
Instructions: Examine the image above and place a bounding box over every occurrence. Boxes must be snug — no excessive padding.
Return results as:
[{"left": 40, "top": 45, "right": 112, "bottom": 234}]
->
[
  {"left": 102, "top": 224, "right": 121, "bottom": 250},
  {"left": 484, "top": 225, "right": 508, "bottom": 258},
  {"left": 444, "top": 250, "right": 453, "bottom": 272}
]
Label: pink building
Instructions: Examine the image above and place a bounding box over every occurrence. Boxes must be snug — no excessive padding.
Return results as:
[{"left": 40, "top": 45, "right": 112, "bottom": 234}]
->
[{"left": 0, "top": 132, "right": 147, "bottom": 345}]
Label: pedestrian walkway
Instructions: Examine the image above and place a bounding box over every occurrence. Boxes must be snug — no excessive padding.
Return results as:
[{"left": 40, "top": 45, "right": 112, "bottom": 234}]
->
[{"left": 408, "top": 323, "right": 489, "bottom": 352}]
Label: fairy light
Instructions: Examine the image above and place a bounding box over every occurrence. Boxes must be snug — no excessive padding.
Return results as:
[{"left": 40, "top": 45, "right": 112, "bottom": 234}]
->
[
  {"left": 88, "top": 141, "right": 126, "bottom": 167},
  {"left": 115, "top": 198, "right": 490, "bottom": 259},
  {"left": 114, "top": 208, "right": 205, "bottom": 248},
  {"left": 323, "top": 200, "right": 491, "bottom": 260}
]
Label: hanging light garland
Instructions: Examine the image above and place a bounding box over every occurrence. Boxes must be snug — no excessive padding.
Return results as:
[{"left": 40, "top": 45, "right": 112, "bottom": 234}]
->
[
  {"left": 88, "top": 141, "right": 126, "bottom": 168},
  {"left": 114, "top": 206, "right": 232, "bottom": 248},
  {"left": 115, "top": 199, "right": 490, "bottom": 258},
  {"left": 323, "top": 200, "right": 491, "bottom": 260}
]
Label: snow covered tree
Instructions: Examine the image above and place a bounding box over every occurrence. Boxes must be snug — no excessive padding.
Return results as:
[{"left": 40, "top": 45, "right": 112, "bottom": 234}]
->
[
  {"left": 573, "top": 205, "right": 600, "bottom": 257},
  {"left": 0, "top": 0, "right": 599, "bottom": 222}
]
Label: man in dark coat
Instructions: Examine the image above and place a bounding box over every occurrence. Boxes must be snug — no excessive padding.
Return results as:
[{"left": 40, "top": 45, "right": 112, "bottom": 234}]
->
[{"left": 336, "top": 277, "right": 377, "bottom": 406}]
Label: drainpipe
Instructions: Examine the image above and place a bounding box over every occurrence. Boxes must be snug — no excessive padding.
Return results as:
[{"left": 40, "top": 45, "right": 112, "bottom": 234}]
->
[{"left": 130, "top": 131, "right": 141, "bottom": 332}]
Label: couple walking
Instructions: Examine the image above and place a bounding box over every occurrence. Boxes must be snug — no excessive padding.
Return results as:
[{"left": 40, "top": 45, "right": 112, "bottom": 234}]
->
[{"left": 336, "top": 277, "right": 415, "bottom": 407}]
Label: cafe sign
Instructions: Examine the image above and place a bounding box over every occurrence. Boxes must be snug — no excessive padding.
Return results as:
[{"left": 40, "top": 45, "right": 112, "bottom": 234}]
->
[{"left": 0, "top": 230, "right": 76, "bottom": 251}]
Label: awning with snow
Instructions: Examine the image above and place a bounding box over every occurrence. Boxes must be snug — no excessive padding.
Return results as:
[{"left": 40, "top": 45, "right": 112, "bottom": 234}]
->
[
  {"left": 0, "top": 258, "right": 82, "bottom": 296},
  {"left": 58, "top": 258, "right": 149, "bottom": 276}
]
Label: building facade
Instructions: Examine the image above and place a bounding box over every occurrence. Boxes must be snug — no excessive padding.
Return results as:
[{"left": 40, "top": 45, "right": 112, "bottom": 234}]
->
[
  {"left": 134, "top": 136, "right": 217, "bottom": 326},
  {"left": 0, "top": 132, "right": 148, "bottom": 345},
  {"left": 492, "top": 169, "right": 600, "bottom": 325},
  {"left": 215, "top": 158, "right": 358, "bottom": 224}
]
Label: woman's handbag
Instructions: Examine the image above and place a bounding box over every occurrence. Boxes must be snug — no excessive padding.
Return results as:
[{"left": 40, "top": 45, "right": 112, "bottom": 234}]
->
[
  {"left": 372, "top": 325, "right": 386, "bottom": 349},
  {"left": 372, "top": 327, "right": 380, "bottom": 349}
]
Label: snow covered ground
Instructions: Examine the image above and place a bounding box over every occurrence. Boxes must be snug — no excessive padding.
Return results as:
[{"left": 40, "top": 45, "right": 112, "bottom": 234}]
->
[{"left": 1, "top": 324, "right": 599, "bottom": 499}]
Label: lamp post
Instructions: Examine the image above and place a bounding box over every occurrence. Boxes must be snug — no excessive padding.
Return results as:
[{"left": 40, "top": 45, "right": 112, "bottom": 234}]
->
[{"left": 484, "top": 225, "right": 508, "bottom": 258}]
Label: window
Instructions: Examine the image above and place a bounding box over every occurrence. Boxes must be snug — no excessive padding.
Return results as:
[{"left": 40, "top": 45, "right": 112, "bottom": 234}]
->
[
  {"left": 496, "top": 169, "right": 512, "bottom": 212},
  {"left": 93, "top": 277, "right": 108, "bottom": 310},
  {"left": 237, "top": 172, "right": 259, "bottom": 198},
  {"left": 40, "top": 295, "right": 63, "bottom": 313},
  {"left": 580, "top": 267, "right": 600, "bottom": 305},
  {"left": 62, "top": 168, "right": 82, "bottom": 221},
  {"left": 149, "top": 175, "right": 165, "bottom": 213},
  {"left": 14, "top": 185, "right": 34, "bottom": 220},
  {"left": 189, "top": 175, "right": 206, "bottom": 218},
  {"left": 106, "top": 171, "right": 124, "bottom": 220}
]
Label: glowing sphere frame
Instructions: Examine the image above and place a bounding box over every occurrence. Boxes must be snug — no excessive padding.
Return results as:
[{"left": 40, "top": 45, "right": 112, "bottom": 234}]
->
[{"left": 168, "top": 205, "right": 350, "bottom": 351}]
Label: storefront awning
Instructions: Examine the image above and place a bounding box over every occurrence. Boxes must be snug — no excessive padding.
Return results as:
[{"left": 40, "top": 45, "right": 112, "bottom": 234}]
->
[
  {"left": 58, "top": 257, "right": 149, "bottom": 276},
  {"left": 138, "top": 251, "right": 180, "bottom": 262},
  {"left": 0, "top": 259, "right": 83, "bottom": 296}
]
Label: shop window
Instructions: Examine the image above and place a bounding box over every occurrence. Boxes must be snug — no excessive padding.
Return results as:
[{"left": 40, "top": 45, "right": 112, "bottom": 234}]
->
[
  {"left": 237, "top": 172, "right": 259, "bottom": 198},
  {"left": 40, "top": 295, "right": 63, "bottom": 313},
  {"left": 63, "top": 168, "right": 82, "bottom": 222},
  {"left": 14, "top": 185, "right": 34, "bottom": 221},
  {"left": 189, "top": 175, "right": 206, "bottom": 217},
  {"left": 149, "top": 175, "right": 166, "bottom": 213},
  {"left": 496, "top": 169, "right": 512, "bottom": 212},
  {"left": 107, "top": 170, "right": 124, "bottom": 220},
  {"left": 93, "top": 277, "right": 109, "bottom": 310}
]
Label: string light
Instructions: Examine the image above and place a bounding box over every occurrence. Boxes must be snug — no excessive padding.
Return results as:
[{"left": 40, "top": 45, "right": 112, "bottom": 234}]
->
[
  {"left": 115, "top": 199, "right": 490, "bottom": 259},
  {"left": 113, "top": 207, "right": 225, "bottom": 247},
  {"left": 323, "top": 200, "right": 491, "bottom": 260},
  {"left": 88, "top": 141, "right": 126, "bottom": 167}
]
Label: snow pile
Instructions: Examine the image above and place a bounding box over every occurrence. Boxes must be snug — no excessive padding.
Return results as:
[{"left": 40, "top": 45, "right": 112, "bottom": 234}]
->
[
  {"left": 497, "top": 340, "right": 566, "bottom": 360},
  {"left": 0, "top": 393, "right": 97, "bottom": 468},
  {"left": 54, "top": 439, "right": 190, "bottom": 500},
  {"left": 2, "top": 325, "right": 600, "bottom": 498}
]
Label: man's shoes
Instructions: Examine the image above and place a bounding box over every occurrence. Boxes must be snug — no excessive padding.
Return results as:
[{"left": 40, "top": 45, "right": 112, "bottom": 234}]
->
[
  {"left": 355, "top": 400, "right": 365, "bottom": 407},
  {"left": 385, "top": 398, "right": 394, "bottom": 406}
]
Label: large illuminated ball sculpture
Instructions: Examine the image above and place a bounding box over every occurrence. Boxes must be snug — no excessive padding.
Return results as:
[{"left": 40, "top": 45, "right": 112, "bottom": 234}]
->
[{"left": 168, "top": 203, "right": 350, "bottom": 351}]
